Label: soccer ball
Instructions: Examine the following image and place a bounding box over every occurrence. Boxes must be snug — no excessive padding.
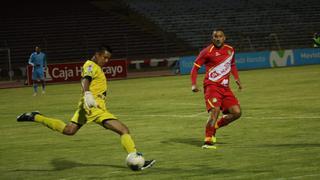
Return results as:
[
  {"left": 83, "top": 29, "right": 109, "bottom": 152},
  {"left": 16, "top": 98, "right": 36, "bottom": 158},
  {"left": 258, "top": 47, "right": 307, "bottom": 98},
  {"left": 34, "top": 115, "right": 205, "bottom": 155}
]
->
[{"left": 126, "top": 152, "right": 145, "bottom": 171}]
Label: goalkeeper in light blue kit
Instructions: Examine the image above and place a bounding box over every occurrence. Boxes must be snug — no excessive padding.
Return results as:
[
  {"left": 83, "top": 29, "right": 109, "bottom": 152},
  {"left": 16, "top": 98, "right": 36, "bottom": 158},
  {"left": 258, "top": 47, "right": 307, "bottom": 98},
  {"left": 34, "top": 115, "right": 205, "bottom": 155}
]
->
[{"left": 28, "top": 46, "right": 47, "bottom": 96}]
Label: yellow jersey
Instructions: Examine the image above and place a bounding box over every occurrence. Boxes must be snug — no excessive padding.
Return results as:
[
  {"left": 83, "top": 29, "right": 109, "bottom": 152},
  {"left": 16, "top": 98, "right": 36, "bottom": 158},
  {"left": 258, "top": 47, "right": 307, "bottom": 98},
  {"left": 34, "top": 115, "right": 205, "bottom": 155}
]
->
[
  {"left": 70, "top": 60, "right": 116, "bottom": 125},
  {"left": 82, "top": 60, "right": 107, "bottom": 97}
]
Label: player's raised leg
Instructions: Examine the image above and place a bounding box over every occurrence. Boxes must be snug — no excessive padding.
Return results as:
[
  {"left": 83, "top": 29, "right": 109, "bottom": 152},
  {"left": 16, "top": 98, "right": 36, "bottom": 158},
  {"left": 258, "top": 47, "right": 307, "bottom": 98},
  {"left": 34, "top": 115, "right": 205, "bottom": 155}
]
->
[
  {"left": 17, "top": 111, "right": 71, "bottom": 134},
  {"left": 216, "top": 105, "right": 241, "bottom": 129}
]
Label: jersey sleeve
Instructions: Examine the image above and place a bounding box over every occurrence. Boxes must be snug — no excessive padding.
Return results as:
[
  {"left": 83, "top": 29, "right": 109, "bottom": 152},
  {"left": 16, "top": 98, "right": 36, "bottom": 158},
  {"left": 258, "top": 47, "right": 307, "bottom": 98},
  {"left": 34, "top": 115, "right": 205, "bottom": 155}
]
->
[
  {"left": 231, "top": 49, "right": 239, "bottom": 81},
  {"left": 190, "top": 48, "right": 208, "bottom": 85},
  {"left": 194, "top": 48, "right": 208, "bottom": 68},
  {"left": 82, "top": 61, "right": 97, "bottom": 79}
]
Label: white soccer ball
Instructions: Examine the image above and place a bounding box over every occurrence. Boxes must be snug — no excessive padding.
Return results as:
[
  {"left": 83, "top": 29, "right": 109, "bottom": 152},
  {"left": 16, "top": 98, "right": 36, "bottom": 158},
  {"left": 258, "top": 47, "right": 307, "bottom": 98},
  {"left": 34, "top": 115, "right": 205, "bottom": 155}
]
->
[{"left": 126, "top": 152, "right": 145, "bottom": 171}]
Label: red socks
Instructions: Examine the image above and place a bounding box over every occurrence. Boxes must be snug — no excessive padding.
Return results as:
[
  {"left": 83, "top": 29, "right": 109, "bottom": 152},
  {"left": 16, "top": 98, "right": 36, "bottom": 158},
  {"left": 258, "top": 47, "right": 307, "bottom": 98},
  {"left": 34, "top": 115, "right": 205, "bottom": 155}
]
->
[
  {"left": 205, "top": 121, "right": 216, "bottom": 139},
  {"left": 205, "top": 115, "right": 233, "bottom": 140},
  {"left": 217, "top": 117, "right": 229, "bottom": 128}
]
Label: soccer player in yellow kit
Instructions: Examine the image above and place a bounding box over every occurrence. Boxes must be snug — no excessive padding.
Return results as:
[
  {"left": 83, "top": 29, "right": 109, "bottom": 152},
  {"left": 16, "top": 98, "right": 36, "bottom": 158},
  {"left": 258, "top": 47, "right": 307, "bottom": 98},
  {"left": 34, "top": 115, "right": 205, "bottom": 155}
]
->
[{"left": 17, "top": 46, "right": 155, "bottom": 170}]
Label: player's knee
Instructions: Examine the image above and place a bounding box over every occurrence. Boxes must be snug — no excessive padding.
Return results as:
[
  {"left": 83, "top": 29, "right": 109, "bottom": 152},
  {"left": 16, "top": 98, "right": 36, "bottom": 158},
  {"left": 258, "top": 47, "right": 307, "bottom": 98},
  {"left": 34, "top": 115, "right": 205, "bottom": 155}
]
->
[
  {"left": 63, "top": 125, "right": 78, "bottom": 136},
  {"left": 233, "top": 110, "right": 242, "bottom": 120},
  {"left": 63, "top": 129, "right": 76, "bottom": 136},
  {"left": 103, "top": 120, "right": 130, "bottom": 135},
  {"left": 120, "top": 125, "right": 130, "bottom": 135},
  {"left": 229, "top": 106, "right": 241, "bottom": 120}
]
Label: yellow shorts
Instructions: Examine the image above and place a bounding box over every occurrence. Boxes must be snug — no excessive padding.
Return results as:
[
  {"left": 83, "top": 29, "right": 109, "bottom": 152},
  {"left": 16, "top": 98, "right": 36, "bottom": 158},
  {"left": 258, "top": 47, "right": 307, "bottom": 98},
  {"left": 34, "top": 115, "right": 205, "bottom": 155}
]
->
[{"left": 71, "top": 97, "right": 117, "bottom": 126}]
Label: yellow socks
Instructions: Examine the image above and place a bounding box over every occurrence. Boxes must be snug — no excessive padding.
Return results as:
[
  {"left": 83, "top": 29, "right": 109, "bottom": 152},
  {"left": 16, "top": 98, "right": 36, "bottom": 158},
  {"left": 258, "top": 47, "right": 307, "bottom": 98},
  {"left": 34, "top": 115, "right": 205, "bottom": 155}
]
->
[
  {"left": 121, "top": 134, "right": 137, "bottom": 153},
  {"left": 33, "top": 115, "right": 137, "bottom": 153},
  {"left": 34, "top": 114, "right": 66, "bottom": 133}
]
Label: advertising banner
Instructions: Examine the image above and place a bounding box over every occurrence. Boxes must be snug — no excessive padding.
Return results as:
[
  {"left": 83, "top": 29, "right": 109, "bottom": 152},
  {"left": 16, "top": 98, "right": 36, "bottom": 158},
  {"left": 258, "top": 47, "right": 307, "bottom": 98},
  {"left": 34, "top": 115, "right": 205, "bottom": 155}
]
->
[
  {"left": 179, "top": 52, "right": 270, "bottom": 74},
  {"left": 27, "top": 60, "right": 127, "bottom": 85},
  {"left": 293, "top": 48, "right": 320, "bottom": 65},
  {"left": 179, "top": 48, "right": 320, "bottom": 75},
  {"left": 235, "top": 51, "right": 270, "bottom": 70},
  {"left": 269, "top": 50, "right": 295, "bottom": 67},
  {"left": 179, "top": 56, "right": 205, "bottom": 75}
]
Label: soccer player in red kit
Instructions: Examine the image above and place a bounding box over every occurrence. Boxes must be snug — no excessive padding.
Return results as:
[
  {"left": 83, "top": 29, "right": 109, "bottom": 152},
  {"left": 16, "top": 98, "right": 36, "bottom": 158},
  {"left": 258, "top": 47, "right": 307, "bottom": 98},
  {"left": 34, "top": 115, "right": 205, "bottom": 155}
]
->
[{"left": 190, "top": 29, "right": 243, "bottom": 149}]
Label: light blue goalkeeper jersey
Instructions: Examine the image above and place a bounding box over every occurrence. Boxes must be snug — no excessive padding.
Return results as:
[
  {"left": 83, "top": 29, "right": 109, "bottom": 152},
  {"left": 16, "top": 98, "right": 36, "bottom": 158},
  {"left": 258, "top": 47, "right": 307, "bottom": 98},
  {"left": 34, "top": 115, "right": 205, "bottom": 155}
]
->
[{"left": 28, "top": 52, "right": 47, "bottom": 68}]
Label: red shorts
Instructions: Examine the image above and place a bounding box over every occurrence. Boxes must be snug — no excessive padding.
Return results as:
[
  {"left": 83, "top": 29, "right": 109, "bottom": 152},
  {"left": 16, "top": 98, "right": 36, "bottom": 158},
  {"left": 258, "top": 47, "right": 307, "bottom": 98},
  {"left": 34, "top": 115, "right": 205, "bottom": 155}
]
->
[{"left": 204, "top": 85, "right": 239, "bottom": 112}]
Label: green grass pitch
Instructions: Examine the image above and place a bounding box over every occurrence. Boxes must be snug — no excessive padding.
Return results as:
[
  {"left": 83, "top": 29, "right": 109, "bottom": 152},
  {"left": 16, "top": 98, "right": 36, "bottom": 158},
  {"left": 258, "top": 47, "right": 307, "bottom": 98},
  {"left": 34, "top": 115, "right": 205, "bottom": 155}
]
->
[{"left": 0, "top": 65, "right": 320, "bottom": 180}]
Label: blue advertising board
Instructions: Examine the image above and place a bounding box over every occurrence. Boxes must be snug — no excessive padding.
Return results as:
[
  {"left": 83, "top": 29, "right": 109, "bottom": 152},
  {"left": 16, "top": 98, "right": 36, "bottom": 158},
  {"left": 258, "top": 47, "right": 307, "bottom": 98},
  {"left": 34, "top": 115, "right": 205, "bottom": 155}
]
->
[
  {"left": 179, "top": 48, "right": 320, "bottom": 75},
  {"left": 294, "top": 48, "right": 320, "bottom": 65},
  {"left": 235, "top": 51, "right": 270, "bottom": 70},
  {"left": 179, "top": 56, "right": 205, "bottom": 75}
]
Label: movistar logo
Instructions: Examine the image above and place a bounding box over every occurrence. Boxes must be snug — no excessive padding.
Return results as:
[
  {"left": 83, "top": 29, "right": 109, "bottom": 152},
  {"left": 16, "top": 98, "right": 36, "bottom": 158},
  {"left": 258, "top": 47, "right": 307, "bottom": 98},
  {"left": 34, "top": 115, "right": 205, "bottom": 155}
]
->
[{"left": 269, "top": 50, "right": 294, "bottom": 67}]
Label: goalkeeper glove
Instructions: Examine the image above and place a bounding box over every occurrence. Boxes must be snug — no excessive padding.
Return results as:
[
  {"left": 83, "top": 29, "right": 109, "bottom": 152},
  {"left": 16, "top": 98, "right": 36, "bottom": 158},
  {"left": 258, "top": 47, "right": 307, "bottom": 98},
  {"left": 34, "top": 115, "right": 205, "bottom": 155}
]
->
[{"left": 84, "top": 91, "right": 97, "bottom": 108}]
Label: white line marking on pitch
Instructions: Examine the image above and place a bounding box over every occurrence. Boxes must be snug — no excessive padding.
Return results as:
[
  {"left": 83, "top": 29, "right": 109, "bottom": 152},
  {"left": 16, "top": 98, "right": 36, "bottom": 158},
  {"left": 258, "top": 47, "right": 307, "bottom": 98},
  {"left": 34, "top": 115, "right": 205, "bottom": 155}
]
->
[
  {"left": 168, "top": 103, "right": 202, "bottom": 106},
  {"left": 118, "top": 114, "right": 200, "bottom": 118},
  {"left": 274, "top": 173, "right": 320, "bottom": 180},
  {"left": 118, "top": 113, "right": 319, "bottom": 119}
]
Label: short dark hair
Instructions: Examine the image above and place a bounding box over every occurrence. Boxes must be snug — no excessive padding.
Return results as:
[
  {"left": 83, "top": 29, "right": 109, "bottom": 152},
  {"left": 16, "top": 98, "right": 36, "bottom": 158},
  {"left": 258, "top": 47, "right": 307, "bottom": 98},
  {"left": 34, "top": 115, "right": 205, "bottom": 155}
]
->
[{"left": 96, "top": 45, "right": 112, "bottom": 54}]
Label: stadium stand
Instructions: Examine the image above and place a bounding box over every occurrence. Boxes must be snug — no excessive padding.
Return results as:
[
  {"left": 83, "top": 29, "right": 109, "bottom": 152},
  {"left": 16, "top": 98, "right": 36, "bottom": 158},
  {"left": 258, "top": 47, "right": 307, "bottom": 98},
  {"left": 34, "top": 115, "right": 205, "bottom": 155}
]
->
[
  {"left": 0, "top": 1, "right": 189, "bottom": 72},
  {"left": 0, "top": 0, "right": 319, "bottom": 80},
  {"left": 125, "top": 0, "right": 320, "bottom": 51}
]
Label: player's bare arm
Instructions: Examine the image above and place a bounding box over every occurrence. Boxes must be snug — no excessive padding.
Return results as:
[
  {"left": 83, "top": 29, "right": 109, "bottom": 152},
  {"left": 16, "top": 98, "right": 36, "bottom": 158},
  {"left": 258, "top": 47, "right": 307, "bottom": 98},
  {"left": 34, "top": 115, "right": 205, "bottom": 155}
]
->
[
  {"left": 235, "top": 80, "right": 242, "bottom": 91},
  {"left": 81, "top": 77, "right": 90, "bottom": 92},
  {"left": 192, "top": 84, "right": 200, "bottom": 92},
  {"left": 190, "top": 62, "right": 201, "bottom": 93}
]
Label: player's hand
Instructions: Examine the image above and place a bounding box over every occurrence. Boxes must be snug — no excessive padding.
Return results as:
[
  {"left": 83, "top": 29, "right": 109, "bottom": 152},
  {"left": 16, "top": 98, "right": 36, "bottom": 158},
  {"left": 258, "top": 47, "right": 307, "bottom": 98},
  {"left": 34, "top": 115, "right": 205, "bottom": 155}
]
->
[
  {"left": 236, "top": 80, "right": 243, "bottom": 92},
  {"left": 192, "top": 85, "right": 200, "bottom": 93},
  {"left": 84, "top": 91, "right": 97, "bottom": 108}
]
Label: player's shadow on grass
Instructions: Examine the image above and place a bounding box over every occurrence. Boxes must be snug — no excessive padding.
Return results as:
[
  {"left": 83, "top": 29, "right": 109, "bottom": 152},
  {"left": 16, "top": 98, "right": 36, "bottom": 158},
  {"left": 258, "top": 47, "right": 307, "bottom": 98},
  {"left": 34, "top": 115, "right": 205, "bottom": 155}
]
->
[
  {"left": 150, "top": 164, "right": 237, "bottom": 177},
  {"left": 161, "top": 137, "right": 227, "bottom": 147},
  {"left": 12, "top": 158, "right": 126, "bottom": 172},
  {"left": 51, "top": 158, "right": 126, "bottom": 171}
]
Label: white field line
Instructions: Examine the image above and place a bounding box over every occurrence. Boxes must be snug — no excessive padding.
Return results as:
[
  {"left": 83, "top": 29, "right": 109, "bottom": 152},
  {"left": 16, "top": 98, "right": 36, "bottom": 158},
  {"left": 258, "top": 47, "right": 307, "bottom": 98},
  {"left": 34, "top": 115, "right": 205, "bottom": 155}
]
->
[
  {"left": 117, "top": 102, "right": 320, "bottom": 119},
  {"left": 245, "top": 116, "right": 320, "bottom": 119},
  {"left": 225, "top": 173, "right": 320, "bottom": 180},
  {"left": 274, "top": 173, "right": 320, "bottom": 180},
  {"left": 166, "top": 102, "right": 201, "bottom": 106},
  {"left": 118, "top": 112, "right": 205, "bottom": 118},
  {"left": 131, "top": 102, "right": 201, "bottom": 106},
  {"left": 117, "top": 113, "right": 320, "bottom": 119}
]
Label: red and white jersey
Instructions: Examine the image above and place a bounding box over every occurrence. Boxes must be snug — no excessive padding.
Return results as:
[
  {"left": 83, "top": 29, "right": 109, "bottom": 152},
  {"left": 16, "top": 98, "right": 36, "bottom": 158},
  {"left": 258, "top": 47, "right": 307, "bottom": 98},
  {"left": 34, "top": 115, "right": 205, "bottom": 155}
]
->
[{"left": 191, "top": 44, "right": 239, "bottom": 88}]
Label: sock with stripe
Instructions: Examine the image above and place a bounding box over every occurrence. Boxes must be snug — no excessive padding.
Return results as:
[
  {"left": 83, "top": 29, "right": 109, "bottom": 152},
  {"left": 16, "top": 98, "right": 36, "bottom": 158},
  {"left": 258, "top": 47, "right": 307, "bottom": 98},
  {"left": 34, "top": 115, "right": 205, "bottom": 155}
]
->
[{"left": 205, "top": 120, "right": 217, "bottom": 142}]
